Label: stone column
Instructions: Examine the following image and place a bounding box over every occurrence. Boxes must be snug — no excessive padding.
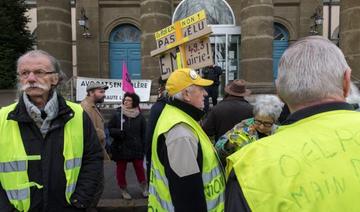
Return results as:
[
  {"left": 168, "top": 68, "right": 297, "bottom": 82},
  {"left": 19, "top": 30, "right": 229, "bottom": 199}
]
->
[
  {"left": 140, "top": 0, "right": 172, "bottom": 94},
  {"left": 76, "top": 0, "right": 100, "bottom": 78},
  {"left": 299, "top": 0, "right": 322, "bottom": 37},
  {"left": 240, "top": 0, "right": 274, "bottom": 89},
  {"left": 340, "top": 0, "right": 360, "bottom": 79},
  {"left": 37, "top": 0, "right": 72, "bottom": 78}
]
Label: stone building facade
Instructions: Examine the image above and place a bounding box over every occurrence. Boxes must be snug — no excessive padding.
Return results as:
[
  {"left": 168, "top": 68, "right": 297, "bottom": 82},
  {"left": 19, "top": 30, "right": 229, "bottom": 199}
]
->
[{"left": 26, "top": 0, "right": 360, "bottom": 96}]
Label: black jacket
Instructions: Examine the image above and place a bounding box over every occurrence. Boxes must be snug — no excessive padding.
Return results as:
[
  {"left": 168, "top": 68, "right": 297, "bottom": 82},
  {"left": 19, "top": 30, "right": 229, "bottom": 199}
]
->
[
  {"left": 108, "top": 108, "right": 146, "bottom": 161},
  {"left": 202, "top": 96, "right": 253, "bottom": 141},
  {"left": 0, "top": 95, "right": 104, "bottom": 212},
  {"left": 145, "top": 97, "right": 167, "bottom": 183},
  {"left": 202, "top": 66, "right": 222, "bottom": 86}
]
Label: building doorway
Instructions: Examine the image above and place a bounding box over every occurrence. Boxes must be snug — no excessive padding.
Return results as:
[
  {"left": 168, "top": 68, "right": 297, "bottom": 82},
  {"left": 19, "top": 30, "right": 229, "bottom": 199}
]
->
[
  {"left": 173, "top": 0, "right": 240, "bottom": 96},
  {"left": 109, "top": 24, "right": 141, "bottom": 79}
]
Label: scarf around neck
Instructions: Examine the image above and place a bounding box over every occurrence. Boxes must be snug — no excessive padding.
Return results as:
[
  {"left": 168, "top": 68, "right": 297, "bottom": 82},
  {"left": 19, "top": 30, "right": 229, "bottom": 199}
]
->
[
  {"left": 122, "top": 106, "right": 140, "bottom": 118},
  {"left": 23, "top": 91, "right": 59, "bottom": 137}
]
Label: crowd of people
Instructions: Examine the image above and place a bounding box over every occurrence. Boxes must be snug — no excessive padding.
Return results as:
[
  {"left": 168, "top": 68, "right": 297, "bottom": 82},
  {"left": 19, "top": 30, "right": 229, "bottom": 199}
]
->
[{"left": 1, "top": 35, "right": 360, "bottom": 211}]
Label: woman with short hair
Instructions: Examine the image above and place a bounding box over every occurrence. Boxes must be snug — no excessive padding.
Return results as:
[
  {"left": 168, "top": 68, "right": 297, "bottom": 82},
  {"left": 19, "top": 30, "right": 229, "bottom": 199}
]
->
[{"left": 215, "top": 95, "right": 283, "bottom": 165}]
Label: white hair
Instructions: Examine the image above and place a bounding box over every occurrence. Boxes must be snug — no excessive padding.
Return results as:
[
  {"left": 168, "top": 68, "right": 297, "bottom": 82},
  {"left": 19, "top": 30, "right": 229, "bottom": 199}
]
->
[
  {"left": 276, "top": 36, "right": 350, "bottom": 107},
  {"left": 17, "top": 50, "right": 66, "bottom": 85},
  {"left": 253, "top": 95, "right": 284, "bottom": 121},
  {"left": 172, "top": 85, "right": 196, "bottom": 101}
]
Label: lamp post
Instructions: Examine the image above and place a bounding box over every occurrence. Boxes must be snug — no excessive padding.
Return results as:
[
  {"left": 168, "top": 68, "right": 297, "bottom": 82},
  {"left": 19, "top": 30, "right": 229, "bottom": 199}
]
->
[
  {"left": 310, "top": 6, "right": 324, "bottom": 35},
  {"left": 78, "top": 8, "right": 91, "bottom": 38}
]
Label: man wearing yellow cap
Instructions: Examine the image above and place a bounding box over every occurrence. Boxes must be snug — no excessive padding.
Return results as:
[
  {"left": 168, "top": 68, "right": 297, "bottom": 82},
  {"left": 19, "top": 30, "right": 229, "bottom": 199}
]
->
[{"left": 148, "top": 68, "right": 225, "bottom": 212}]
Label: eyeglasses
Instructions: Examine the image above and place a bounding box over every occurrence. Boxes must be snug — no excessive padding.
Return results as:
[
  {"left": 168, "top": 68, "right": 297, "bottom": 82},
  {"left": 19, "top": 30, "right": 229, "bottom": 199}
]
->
[
  {"left": 254, "top": 119, "right": 274, "bottom": 127},
  {"left": 18, "top": 70, "right": 56, "bottom": 79}
]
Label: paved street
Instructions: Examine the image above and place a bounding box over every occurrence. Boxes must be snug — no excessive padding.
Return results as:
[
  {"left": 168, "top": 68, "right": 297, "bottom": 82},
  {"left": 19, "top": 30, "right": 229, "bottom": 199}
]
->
[
  {"left": 98, "top": 160, "right": 147, "bottom": 211},
  {"left": 0, "top": 89, "right": 17, "bottom": 108}
]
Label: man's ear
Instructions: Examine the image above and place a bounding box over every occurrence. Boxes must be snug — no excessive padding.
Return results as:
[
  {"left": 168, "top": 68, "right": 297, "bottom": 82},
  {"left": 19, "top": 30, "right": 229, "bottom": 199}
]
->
[
  {"left": 182, "top": 89, "right": 190, "bottom": 102},
  {"left": 51, "top": 74, "right": 59, "bottom": 86},
  {"left": 343, "top": 69, "right": 351, "bottom": 98}
]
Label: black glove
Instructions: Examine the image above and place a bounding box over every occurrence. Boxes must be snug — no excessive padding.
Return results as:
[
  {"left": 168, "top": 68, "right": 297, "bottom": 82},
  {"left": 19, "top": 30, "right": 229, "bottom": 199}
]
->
[
  {"left": 109, "top": 129, "right": 126, "bottom": 140},
  {"left": 119, "top": 130, "right": 126, "bottom": 140}
]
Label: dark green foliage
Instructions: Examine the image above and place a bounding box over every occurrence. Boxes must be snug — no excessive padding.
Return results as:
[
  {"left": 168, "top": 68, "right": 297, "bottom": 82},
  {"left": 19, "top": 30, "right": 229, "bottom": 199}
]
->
[{"left": 0, "top": 0, "right": 34, "bottom": 89}]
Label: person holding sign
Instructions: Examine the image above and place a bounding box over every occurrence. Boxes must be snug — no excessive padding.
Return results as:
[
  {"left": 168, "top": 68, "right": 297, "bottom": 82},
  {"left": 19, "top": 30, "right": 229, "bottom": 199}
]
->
[
  {"left": 225, "top": 36, "right": 360, "bottom": 211},
  {"left": 148, "top": 68, "right": 225, "bottom": 212},
  {"left": 108, "top": 92, "right": 148, "bottom": 199}
]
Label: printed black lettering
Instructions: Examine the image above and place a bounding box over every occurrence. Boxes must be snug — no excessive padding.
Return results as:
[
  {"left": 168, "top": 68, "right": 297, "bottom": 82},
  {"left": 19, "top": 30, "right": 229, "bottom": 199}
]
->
[{"left": 213, "top": 178, "right": 221, "bottom": 194}]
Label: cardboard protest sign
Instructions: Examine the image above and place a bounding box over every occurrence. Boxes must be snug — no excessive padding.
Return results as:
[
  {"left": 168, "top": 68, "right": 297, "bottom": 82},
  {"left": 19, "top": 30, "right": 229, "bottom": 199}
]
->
[{"left": 151, "top": 10, "right": 214, "bottom": 79}]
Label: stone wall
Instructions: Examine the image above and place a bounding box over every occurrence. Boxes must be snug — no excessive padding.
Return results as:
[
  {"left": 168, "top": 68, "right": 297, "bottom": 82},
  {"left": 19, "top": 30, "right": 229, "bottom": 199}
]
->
[
  {"left": 37, "top": 0, "right": 72, "bottom": 79},
  {"left": 340, "top": 0, "right": 360, "bottom": 81}
]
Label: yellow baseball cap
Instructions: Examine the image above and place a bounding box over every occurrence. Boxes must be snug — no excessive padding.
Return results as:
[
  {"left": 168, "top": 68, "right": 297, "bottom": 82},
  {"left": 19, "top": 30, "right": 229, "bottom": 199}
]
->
[{"left": 166, "top": 68, "right": 213, "bottom": 96}]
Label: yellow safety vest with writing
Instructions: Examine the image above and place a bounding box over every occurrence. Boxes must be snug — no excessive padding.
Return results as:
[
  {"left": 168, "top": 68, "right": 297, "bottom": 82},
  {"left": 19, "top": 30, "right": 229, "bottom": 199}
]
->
[
  {"left": 228, "top": 110, "right": 360, "bottom": 211},
  {"left": 0, "top": 101, "right": 83, "bottom": 212},
  {"left": 148, "top": 104, "right": 225, "bottom": 212}
]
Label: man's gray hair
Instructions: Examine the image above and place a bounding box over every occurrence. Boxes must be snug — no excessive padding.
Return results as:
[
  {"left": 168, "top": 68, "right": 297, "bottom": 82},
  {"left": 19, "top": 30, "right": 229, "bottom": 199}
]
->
[
  {"left": 16, "top": 50, "right": 67, "bottom": 86},
  {"left": 172, "top": 85, "right": 196, "bottom": 101},
  {"left": 276, "top": 36, "right": 350, "bottom": 107},
  {"left": 253, "top": 95, "right": 284, "bottom": 121}
]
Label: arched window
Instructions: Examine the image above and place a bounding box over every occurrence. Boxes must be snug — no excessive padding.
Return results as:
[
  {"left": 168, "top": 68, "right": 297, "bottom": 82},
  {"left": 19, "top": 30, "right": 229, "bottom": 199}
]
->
[
  {"left": 273, "top": 23, "right": 289, "bottom": 79},
  {"left": 173, "top": 0, "right": 235, "bottom": 25},
  {"left": 274, "top": 23, "right": 289, "bottom": 41},
  {"left": 110, "top": 24, "right": 141, "bottom": 43}
]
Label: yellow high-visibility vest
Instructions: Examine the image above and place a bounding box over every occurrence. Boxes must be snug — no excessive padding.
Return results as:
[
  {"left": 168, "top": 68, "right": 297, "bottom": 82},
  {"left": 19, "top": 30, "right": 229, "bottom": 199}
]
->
[
  {"left": 0, "top": 101, "right": 84, "bottom": 212},
  {"left": 228, "top": 109, "right": 360, "bottom": 211},
  {"left": 148, "top": 104, "right": 225, "bottom": 212}
]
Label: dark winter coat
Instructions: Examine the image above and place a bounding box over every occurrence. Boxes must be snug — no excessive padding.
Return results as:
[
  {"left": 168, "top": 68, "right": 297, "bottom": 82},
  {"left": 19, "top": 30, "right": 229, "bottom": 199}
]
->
[
  {"left": 0, "top": 95, "right": 104, "bottom": 212},
  {"left": 108, "top": 108, "right": 146, "bottom": 161},
  {"left": 145, "top": 97, "right": 168, "bottom": 183},
  {"left": 202, "top": 96, "right": 253, "bottom": 141}
]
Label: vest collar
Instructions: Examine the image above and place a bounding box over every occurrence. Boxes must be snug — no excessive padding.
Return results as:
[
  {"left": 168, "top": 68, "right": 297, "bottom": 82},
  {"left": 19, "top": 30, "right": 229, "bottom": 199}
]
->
[
  {"left": 168, "top": 98, "right": 205, "bottom": 121},
  {"left": 282, "top": 101, "right": 354, "bottom": 125}
]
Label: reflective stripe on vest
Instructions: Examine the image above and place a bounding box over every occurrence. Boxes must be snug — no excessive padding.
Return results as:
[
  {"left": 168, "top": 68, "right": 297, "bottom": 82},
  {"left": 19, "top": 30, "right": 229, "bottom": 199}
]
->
[
  {"left": 0, "top": 101, "right": 84, "bottom": 212},
  {"left": 149, "top": 184, "right": 174, "bottom": 212},
  {"left": 150, "top": 165, "right": 169, "bottom": 187},
  {"left": 148, "top": 104, "right": 225, "bottom": 212},
  {"left": 66, "top": 183, "right": 77, "bottom": 194},
  {"left": 0, "top": 161, "right": 26, "bottom": 173},
  {"left": 65, "top": 158, "right": 82, "bottom": 170},
  {"left": 6, "top": 188, "right": 28, "bottom": 200},
  {"left": 203, "top": 166, "right": 222, "bottom": 184},
  {"left": 229, "top": 110, "right": 360, "bottom": 211},
  {"left": 62, "top": 101, "right": 84, "bottom": 203}
]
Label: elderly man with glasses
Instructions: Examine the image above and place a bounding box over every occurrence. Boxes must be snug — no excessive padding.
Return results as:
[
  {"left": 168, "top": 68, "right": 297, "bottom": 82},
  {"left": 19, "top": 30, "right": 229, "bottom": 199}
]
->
[{"left": 0, "top": 50, "right": 103, "bottom": 211}]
